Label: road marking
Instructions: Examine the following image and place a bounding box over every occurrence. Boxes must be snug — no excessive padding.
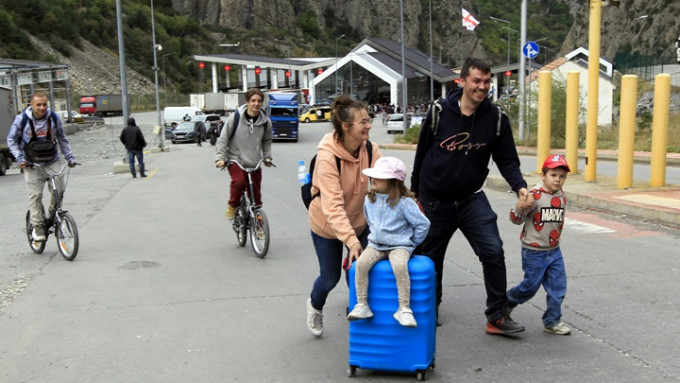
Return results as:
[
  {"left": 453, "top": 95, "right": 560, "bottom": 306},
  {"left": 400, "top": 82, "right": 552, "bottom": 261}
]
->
[
  {"left": 565, "top": 217, "right": 615, "bottom": 234},
  {"left": 565, "top": 210, "right": 660, "bottom": 238}
]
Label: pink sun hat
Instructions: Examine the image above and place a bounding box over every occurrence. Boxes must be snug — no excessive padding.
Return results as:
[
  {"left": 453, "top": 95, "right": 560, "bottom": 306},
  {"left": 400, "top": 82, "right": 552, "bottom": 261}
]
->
[{"left": 362, "top": 156, "right": 407, "bottom": 181}]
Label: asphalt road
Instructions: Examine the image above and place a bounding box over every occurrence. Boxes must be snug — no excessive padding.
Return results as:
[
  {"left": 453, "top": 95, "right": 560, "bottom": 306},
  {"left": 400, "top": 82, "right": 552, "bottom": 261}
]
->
[{"left": 1, "top": 118, "right": 679, "bottom": 381}]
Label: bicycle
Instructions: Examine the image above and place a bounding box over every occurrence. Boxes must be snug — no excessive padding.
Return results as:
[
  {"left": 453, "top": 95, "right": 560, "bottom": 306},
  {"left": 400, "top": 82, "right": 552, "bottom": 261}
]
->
[
  {"left": 25, "top": 161, "right": 80, "bottom": 261},
  {"left": 222, "top": 158, "right": 273, "bottom": 258}
]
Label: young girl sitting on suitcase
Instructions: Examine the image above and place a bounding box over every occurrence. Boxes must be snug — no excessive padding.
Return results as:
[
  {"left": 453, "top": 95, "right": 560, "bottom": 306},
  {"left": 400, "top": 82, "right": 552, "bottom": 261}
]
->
[{"left": 347, "top": 157, "right": 430, "bottom": 327}]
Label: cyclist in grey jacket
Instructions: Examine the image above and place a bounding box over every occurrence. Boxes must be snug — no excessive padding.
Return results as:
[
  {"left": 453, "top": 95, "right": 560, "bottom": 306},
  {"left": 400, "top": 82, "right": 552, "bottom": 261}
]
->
[
  {"left": 214, "top": 88, "right": 273, "bottom": 220},
  {"left": 7, "top": 91, "right": 76, "bottom": 241}
]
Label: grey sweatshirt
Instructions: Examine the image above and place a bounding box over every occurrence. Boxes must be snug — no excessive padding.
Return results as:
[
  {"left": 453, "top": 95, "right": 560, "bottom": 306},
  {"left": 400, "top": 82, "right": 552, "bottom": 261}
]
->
[
  {"left": 509, "top": 183, "right": 566, "bottom": 250},
  {"left": 215, "top": 105, "right": 273, "bottom": 167}
]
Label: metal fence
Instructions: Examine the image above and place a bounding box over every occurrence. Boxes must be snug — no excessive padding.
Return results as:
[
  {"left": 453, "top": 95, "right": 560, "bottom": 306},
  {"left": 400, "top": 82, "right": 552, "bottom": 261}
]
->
[{"left": 614, "top": 52, "right": 678, "bottom": 81}]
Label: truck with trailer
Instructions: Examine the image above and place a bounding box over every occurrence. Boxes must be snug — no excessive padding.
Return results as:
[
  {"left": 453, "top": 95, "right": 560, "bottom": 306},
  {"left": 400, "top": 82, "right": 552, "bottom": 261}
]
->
[
  {"left": 79, "top": 94, "right": 123, "bottom": 117},
  {"left": 267, "top": 92, "right": 299, "bottom": 142},
  {"left": 190, "top": 92, "right": 245, "bottom": 115}
]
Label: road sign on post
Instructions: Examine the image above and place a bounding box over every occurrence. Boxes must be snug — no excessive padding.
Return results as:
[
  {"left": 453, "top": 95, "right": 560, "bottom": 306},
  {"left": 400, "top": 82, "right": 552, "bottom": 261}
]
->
[{"left": 523, "top": 41, "right": 539, "bottom": 59}]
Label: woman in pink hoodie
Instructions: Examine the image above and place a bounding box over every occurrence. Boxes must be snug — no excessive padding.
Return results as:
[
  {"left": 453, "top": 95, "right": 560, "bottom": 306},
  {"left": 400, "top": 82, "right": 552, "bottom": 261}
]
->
[{"left": 305, "top": 95, "right": 381, "bottom": 338}]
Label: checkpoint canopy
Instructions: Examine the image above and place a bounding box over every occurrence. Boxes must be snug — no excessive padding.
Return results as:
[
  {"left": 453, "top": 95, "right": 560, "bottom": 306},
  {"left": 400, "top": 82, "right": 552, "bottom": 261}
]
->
[{"left": 193, "top": 37, "right": 457, "bottom": 107}]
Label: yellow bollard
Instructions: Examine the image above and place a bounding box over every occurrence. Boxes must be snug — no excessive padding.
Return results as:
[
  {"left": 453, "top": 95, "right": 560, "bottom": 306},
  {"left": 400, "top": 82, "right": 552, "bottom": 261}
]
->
[
  {"left": 536, "top": 71, "right": 552, "bottom": 173},
  {"left": 565, "top": 71, "right": 580, "bottom": 173},
  {"left": 585, "top": 0, "right": 602, "bottom": 181},
  {"left": 650, "top": 74, "right": 671, "bottom": 187},
  {"left": 617, "top": 75, "right": 637, "bottom": 189}
]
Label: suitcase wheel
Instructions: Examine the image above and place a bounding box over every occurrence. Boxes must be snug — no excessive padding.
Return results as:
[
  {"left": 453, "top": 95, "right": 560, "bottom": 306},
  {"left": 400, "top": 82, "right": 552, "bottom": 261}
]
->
[{"left": 347, "top": 365, "right": 357, "bottom": 378}]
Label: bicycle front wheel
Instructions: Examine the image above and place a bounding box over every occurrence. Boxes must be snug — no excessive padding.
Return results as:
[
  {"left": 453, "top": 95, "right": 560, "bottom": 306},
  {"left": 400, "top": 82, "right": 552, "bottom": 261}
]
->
[
  {"left": 25, "top": 210, "right": 46, "bottom": 254},
  {"left": 234, "top": 199, "right": 248, "bottom": 247},
  {"left": 56, "top": 212, "right": 79, "bottom": 261},
  {"left": 250, "top": 208, "right": 270, "bottom": 258}
]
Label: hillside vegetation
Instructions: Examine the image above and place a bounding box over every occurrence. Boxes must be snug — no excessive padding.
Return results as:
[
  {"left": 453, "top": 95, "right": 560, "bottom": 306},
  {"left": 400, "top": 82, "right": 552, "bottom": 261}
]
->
[{"left": 0, "top": 0, "right": 575, "bottom": 94}]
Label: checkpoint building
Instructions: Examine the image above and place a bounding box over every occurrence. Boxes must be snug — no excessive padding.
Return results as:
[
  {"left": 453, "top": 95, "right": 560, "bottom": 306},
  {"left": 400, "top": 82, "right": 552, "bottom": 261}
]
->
[{"left": 193, "top": 37, "right": 458, "bottom": 107}]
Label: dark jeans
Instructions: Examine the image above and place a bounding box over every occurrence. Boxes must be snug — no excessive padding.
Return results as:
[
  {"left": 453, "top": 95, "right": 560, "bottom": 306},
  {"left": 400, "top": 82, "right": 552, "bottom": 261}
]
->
[
  {"left": 418, "top": 191, "right": 507, "bottom": 322},
  {"left": 309, "top": 229, "right": 369, "bottom": 311},
  {"left": 127, "top": 149, "right": 144, "bottom": 176}
]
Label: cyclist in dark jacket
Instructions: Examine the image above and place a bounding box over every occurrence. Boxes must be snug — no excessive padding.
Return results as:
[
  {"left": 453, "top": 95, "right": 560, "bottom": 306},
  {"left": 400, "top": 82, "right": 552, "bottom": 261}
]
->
[{"left": 120, "top": 117, "right": 147, "bottom": 178}]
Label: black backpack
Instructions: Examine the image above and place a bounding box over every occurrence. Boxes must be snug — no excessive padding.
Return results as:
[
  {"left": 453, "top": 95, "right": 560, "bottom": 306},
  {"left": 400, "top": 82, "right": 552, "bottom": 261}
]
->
[
  {"left": 301, "top": 140, "right": 373, "bottom": 209},
  {"left": 21, "top": 111, "right": 60, "bottom": 163}
]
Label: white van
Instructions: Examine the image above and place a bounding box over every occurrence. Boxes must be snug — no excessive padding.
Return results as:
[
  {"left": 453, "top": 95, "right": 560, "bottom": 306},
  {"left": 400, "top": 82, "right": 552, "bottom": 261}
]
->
[{"left": 163, "top": 106, "right": 203, "bottom": 127}]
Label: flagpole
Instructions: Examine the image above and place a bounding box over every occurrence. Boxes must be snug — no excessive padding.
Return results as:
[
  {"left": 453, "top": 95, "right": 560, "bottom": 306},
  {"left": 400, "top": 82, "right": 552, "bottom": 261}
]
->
[{"left": 458, "top": 0, "right": 462, "bottom": 67}]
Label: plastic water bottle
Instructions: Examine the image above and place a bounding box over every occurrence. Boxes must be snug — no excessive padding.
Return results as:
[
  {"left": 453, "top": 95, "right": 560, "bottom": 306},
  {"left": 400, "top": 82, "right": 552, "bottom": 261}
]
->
[{"left": 298, "top": 160, "right": 309, "bottom": 185}]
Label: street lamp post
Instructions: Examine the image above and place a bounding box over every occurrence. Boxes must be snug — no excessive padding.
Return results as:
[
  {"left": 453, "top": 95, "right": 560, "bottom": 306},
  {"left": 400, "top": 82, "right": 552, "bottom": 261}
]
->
[
  {"left": 633, "top": 15, "right": 648, "bottom": 53},
  {"left": 335, "top": 34, "right": 345, "bottom": 97},
  {"left": 490, "top": 16, "right": 511, "bottom": 71},
  {"left": 428, "top": 0, "right": 434, "bottom": 102},
  {"left": 400, "top": 0, "right": 407, "bottom": 133},
  {"left": 150, "top": 0, "right": 163, "bottom": 149},
  {"left": 161, "top": 53, "right": 170, "bottom": 107}
]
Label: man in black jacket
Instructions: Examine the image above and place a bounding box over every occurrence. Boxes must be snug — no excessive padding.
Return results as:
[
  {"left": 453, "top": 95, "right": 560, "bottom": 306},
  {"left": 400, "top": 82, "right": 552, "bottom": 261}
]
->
[
  {"left": 120, "top": 117, "right": 147, "bottom": 178},
  {"left": 411, "top": 58, "right": 531, "bottom": 335}
]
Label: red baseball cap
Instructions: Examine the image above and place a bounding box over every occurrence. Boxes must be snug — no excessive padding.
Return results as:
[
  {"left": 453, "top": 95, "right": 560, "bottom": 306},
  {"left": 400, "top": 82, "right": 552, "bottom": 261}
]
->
[{"left": 542, "top": 154, "right": 570, "bottom": 172}]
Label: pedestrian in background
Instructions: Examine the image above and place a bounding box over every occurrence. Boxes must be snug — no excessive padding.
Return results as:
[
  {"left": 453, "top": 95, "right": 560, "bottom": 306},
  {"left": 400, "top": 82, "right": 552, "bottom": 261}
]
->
[
  {"left": 507, "top": 154, "right": 571, "bottom": 335},
  {"left": 119, "top": 117, "right": 147, "bottom": 178},
  {"left": 194, "top": 122, "right": 205, "bottom": 147}
]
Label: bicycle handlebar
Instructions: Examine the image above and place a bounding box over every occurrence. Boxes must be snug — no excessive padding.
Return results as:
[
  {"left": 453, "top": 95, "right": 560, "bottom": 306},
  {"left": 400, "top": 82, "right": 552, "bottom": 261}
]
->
[
  {"left": 221, "top": 158, "right": 275, "bottom": 172},
  {"left": 31, "top": 162, "right": 80, "bottom": 176}
]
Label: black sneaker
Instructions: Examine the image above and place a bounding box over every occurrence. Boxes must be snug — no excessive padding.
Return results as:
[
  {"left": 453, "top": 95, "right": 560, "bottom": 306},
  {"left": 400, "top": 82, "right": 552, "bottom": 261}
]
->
[{"left": 486, "top": 316, "right": 525, "bottom": 335}]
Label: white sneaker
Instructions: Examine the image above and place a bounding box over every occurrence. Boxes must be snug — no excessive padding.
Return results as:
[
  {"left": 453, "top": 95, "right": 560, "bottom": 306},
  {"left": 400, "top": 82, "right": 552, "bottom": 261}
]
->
[
  {"left": 544, "top": 322, "right": 571, "bottom": 335},
  {"left": 393, "top": 307, "right": 417, "bottom": 327},
  {"left": 306, "top": 298, "right": 323, "bottom": 337},
  {"left": 347, "top": 303, "right": 373, "bottom": 321},
  {"left": 32, "top": 226, "right": 46, "bottom": 242}
]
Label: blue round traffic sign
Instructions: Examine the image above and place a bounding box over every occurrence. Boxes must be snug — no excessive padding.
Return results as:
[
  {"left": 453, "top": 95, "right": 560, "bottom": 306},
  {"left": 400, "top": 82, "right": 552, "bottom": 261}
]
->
[{"left": 523, "top": 41, "right": 539, "bottom": 59}]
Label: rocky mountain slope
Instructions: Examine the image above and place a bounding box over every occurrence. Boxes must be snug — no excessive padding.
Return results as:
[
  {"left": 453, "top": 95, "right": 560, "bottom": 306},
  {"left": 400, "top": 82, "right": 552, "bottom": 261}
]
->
[
  {"left": 173, "top": 0, "right": 680, "bottom": 63},
  {"left": 31, "top": 35, "right": 156, "bottom": 96},
  {"left": 12, "top": 0, "right": 680, "bottom": 96}
]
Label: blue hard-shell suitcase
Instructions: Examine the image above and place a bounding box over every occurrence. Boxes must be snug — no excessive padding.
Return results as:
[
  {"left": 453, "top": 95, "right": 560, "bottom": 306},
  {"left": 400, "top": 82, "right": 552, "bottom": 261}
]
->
[{"left": 348, "top": 255, "right": 436, "bottom": 380}]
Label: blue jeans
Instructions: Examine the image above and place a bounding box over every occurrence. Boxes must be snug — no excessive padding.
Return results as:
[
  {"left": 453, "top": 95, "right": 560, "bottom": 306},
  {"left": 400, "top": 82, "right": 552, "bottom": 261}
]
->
[
  {"left": 507, "top": 247, "right": 567, "bottom": 327},
  {"left": 309, "top": 229, "right": 368, "bottom": 310},
  {"left": 418, "top": 191, "right": 507, "bottom": 321},
  {"left": 127, "top": 149, "right": 145, "bottom": 176}
]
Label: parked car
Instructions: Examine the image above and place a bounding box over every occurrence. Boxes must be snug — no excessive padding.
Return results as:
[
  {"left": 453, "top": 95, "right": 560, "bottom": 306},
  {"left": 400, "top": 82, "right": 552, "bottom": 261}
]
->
[
  {"left": 385, "top": 113, "right": 408, "bottom": 134},
  {"left": 299, "top": 106, "right": 332, "bottom": 123},
  {"left": 170, "top": 121, "right": 201, "bottom": 144},
  {"left": 57, "top": 110, "right": 84, "bottom": 123}
]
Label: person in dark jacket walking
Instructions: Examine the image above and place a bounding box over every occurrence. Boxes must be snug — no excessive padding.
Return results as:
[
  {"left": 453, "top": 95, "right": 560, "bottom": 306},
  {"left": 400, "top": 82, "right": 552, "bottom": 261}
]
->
[
  {"left": 119, "top": 117, "right": 147, "bottom": 178},
  {"left": 194, "top": 122, "right": 205, "bottom": 147},
  {"left": 411, "top": 58, "right": 532, "bottom": 335}
]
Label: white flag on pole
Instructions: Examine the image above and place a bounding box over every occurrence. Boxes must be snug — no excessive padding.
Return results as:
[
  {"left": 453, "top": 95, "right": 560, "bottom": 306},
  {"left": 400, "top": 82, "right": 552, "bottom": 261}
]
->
[{"left": 462, "top": 8, "right": 480, "bottom": 31}]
